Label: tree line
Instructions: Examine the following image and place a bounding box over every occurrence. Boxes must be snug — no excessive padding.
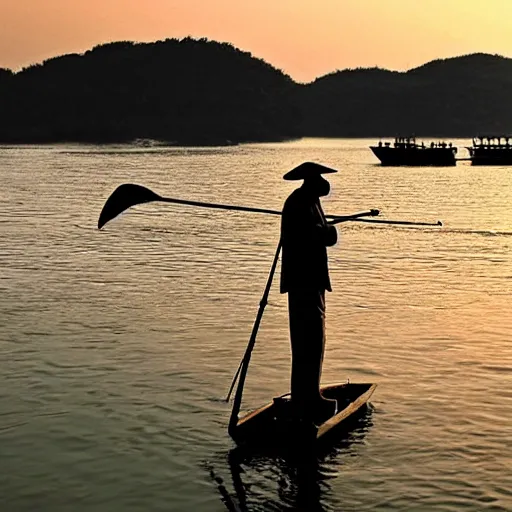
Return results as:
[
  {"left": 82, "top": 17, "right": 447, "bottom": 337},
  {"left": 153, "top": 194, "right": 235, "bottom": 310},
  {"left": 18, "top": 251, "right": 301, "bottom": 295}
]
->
[{"left": 1, "top": 38, "right": 511, "bottom": 144}]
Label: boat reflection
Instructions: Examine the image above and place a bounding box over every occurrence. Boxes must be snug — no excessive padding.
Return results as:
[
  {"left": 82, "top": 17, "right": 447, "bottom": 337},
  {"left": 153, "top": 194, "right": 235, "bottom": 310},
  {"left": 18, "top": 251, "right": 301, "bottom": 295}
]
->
[{"left": 208, "top": 404, "right": 375, "bottom": 511}]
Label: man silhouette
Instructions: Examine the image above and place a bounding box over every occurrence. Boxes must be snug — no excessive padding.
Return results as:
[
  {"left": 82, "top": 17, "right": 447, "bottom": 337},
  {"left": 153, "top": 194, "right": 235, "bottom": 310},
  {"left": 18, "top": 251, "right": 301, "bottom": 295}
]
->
[{"left": 280, "top": 162, "right": 339, "bottom": 426}]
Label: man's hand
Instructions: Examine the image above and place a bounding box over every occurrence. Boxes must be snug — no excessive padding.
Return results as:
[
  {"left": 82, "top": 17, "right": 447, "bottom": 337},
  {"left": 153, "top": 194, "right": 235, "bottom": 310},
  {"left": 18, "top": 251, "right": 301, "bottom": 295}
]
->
[{"left": 323, "top": 224, "right": 338, "bottom": 247}]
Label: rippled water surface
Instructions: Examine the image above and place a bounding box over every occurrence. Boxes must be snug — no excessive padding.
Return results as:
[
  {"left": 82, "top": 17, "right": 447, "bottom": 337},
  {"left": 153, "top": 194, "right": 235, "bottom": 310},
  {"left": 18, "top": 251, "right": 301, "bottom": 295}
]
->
[{"left": 1, "top": 139, "right": 511, "bottom": 511}]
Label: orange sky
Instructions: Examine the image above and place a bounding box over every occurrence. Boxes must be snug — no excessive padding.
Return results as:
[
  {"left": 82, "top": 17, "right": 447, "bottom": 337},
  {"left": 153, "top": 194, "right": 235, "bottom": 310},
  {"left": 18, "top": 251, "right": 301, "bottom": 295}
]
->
[{"left": 1, "top": 0, "right": 512, "bottom": 82}]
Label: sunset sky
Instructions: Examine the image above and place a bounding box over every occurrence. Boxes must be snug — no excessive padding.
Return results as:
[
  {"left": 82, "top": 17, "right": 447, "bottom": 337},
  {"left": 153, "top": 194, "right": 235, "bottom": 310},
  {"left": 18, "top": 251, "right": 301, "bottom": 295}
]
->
[{"left": 1, "top": 0, "right": 511, "bottom": 82}]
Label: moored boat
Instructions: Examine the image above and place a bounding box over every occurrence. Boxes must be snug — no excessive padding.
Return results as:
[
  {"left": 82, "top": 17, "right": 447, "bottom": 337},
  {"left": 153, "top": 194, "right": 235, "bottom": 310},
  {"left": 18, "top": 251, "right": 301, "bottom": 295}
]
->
[
  {"left": 370, "top": 136, "right": 457, "bottom": 166},
  {"left": 467, "top": 136, "right": 512, "bottom": 165},
  {"left": 229, "top": 382, "right": 377, "bottom": 448}
]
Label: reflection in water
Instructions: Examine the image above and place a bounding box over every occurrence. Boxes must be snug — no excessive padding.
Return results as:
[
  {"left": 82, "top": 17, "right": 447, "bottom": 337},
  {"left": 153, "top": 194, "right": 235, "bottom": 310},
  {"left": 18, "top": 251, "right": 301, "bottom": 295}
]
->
[
  {"left": 2, "top": 141, "right": 512, "bottom": 511},
  {"left": 208, "top": 407, "right": 374, "bottom": 511}
]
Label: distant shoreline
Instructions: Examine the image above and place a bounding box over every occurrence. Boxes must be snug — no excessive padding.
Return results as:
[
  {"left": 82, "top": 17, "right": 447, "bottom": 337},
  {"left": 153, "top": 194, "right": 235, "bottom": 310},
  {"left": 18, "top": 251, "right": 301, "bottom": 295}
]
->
[
  {"left": 0, "top": 135, "right": 299, "bottom": 147},
  {"left": 0, "top": 135, "right": 487, "bottom": 147}
]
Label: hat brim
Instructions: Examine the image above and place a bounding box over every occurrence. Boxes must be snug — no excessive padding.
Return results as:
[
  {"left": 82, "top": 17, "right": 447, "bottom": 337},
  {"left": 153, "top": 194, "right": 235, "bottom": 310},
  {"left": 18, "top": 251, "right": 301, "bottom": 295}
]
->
[{"left": 283, "top": 161, "right": 338, "bottom": 181}]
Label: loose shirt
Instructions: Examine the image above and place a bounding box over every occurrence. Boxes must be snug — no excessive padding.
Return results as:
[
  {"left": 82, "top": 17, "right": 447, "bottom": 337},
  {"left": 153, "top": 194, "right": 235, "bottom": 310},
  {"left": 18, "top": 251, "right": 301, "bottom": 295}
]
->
[{"left": 280, "top": 187, "right": 337, "bottom": 294}]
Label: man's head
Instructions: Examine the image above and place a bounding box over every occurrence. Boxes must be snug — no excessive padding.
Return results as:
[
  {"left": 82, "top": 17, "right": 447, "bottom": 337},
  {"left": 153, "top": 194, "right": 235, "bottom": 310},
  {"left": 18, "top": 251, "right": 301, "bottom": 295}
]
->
[
  {"left": 283, "top": 161, "right": 337, "bottom": 198},
  {"left": 303, "top": 174, "right": 331, "bottom": 197}
]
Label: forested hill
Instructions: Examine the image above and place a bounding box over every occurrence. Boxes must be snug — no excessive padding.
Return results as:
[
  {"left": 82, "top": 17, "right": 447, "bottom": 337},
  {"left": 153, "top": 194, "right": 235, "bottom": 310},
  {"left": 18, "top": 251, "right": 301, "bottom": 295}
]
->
[
  {"left": 299, "top": 53, "right": 512, "bottom": 137},
  {"left": 0, "top": 38, "right": 300, "bottom": 144},
  {"left": 1, "top": 39, "right": 511, "bottom": 144}
]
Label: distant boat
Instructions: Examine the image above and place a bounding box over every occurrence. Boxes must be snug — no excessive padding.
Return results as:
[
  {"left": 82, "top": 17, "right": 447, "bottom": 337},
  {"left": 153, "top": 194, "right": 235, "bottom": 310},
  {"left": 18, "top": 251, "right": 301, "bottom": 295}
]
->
[
  {"left": 370, "top": 136, "right": 457, "bottom": 166},
  {"left": 467, "top": 136, "right": 512, "bottom": 165}
]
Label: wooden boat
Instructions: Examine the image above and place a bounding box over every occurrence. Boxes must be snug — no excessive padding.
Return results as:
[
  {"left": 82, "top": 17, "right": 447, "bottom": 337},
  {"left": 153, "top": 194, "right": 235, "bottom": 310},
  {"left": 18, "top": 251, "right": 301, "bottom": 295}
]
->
[
  {"left": 370, "top": 136, "right": 457, "bottom": 166},
  {"left": 466, "top": 136, "right": 512, "bottom": 165},
  {"left": 229, "top": 382, "right": 377, "bottom": 448}
]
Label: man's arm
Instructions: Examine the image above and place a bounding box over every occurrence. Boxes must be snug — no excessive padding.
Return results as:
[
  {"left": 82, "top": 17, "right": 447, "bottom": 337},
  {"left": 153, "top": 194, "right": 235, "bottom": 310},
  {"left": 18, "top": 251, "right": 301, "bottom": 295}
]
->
[
  {"left": 311, "top": 222, "right": 337, "bottom": 247},
  {"left": 282, "top": 192, "right": 337, "bottom": 247}
]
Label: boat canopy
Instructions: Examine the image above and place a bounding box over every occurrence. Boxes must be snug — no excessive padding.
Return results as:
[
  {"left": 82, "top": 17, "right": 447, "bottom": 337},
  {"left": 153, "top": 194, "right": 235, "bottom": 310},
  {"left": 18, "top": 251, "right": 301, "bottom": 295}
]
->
[{"left": 473, "top": 136, "right": 512, "bottom": 146}]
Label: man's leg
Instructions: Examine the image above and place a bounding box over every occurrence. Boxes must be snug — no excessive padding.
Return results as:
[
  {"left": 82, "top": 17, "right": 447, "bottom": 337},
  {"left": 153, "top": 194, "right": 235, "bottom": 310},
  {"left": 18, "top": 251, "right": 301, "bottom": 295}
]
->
[{"left": 288, "top": 290, "right": 336, "bottom": 423}]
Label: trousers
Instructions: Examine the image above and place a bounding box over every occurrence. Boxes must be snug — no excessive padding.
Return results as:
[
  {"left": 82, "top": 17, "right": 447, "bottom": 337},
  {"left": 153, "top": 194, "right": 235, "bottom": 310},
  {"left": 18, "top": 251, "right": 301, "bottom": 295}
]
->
[{"left": 287, "top": 289, "right": 329, "bottom": 420}]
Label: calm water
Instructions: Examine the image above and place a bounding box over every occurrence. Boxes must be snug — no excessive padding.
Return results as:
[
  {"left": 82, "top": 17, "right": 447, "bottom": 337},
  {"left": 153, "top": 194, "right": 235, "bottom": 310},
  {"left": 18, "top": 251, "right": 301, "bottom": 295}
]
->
[{"left": 1, "top": 139, "right": 511, "bottom": 511}]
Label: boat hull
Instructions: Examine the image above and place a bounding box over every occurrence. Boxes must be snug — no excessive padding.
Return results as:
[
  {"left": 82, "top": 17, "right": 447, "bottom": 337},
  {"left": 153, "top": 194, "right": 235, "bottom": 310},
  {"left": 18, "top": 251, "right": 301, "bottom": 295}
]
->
[
  {"left": 371, "top": 146, "right": 456, "bottom": 166},
  {"left": 467, "top": 148, "right": 512, "bottom": 165},
  {"left": 229, "top": 382, "right": 376, "bottom": 448}
]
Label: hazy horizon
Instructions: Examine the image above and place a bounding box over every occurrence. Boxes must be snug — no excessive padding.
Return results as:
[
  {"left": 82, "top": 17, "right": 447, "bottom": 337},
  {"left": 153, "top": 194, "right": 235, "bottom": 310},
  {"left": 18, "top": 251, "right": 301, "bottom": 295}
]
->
[{"left": 2, "top": 0, "right": 512, "bottom": 82}]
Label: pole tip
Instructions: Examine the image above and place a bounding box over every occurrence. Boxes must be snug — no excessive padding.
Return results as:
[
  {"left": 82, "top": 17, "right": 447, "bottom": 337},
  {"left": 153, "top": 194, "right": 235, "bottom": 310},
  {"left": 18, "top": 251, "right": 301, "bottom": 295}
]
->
[{"left": 437, "top": 220, "right": 443, "bottom": 226}]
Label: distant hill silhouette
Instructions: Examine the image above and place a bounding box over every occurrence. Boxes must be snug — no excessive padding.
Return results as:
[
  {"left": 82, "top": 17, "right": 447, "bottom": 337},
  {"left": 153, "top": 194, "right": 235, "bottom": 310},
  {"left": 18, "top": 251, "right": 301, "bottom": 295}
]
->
[
  {"left": 1, "top": 39, "right": 511, "bottom": 144},
  {"left": 0, "top": 38, "right": 299, "bottom": 144},
  {"left": 299, "top": 53, "right": 512, "bottom": 137}
]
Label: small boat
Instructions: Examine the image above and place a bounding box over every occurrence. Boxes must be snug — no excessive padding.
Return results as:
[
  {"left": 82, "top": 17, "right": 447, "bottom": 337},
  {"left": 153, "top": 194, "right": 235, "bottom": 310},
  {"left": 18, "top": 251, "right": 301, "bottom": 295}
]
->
[
  {"left": 370, "top": 136, "right": 457, "bottom": 166},
  {"left": 467, "top": 136, "right": 512, "bottom": 165},
  {"left": 229, "top": 382, "right": 377, "bottom": 448}
]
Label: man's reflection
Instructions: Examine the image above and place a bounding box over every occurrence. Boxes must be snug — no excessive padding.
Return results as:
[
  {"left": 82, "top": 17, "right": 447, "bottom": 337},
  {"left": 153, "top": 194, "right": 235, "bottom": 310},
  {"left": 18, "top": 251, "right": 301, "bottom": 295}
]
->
[{"left": 212, "top": 407, "right": 374, "bottom": 511}]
